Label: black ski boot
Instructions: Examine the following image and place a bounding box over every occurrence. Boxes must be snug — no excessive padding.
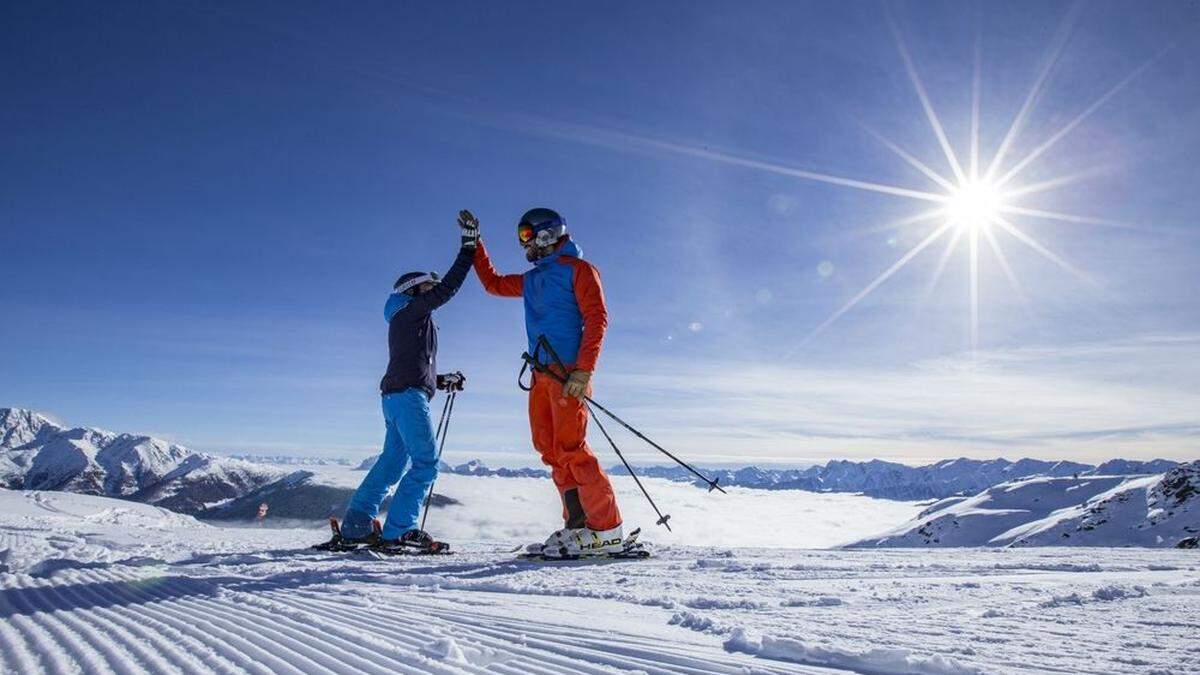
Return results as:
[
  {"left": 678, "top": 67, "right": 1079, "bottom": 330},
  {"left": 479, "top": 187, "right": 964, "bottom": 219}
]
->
[{"left": 312, "top": 517, "right": 382, "bottom": 552}]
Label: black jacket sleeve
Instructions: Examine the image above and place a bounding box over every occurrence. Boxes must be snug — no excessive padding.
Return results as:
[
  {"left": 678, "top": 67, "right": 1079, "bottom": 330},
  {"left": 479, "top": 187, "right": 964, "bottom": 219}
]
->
[{"left": 400, "top": 246, "right": 475, "bottom": 316}]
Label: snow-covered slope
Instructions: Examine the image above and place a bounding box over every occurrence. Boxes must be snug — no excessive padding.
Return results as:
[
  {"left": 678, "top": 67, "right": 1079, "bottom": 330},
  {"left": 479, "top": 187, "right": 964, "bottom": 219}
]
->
[
  {"left": 1007, "top": 461, "right": 1200, "bottom": 547},
  {"left": 850, "top": 462, "right": 1200, "bottom": 548},
  {"left": 2, "top": 487, "right": 1196, "bottom": 674}
]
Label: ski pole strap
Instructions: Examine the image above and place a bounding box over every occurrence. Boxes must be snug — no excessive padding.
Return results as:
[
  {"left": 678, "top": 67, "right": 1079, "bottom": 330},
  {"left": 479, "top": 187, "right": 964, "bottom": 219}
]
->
[
  {"left": 517, "top": 356, "right": 535, "bottom": 391},
  {"left": 518, "top": 340, "right": 547, "bottom": 391},
  {"left": 519, "top": 340, "right": 571, "bottom": 388}
]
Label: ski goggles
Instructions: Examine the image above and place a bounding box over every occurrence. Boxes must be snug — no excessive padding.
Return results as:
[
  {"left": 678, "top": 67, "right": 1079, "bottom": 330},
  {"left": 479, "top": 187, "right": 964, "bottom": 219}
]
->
[
  {"left": 517, "top": 216, "right": 566, "bottom": 246},
  {"left": 394, "top": 271, "right": 441, "bottom": 295}
]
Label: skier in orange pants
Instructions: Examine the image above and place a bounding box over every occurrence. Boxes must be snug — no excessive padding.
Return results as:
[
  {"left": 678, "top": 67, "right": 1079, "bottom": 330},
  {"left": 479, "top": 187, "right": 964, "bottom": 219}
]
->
[{"left": 460, "top": 207, "right": 624, "bottom": 556}]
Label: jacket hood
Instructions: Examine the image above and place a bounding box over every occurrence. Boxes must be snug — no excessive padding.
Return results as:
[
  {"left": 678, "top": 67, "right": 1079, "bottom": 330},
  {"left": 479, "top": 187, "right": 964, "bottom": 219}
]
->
[
  {"left": 384, "top": 292, "right": 412, "bottom": 322},
  {"left": 533, "top": 237, "right": 583, "bottom": 268}
]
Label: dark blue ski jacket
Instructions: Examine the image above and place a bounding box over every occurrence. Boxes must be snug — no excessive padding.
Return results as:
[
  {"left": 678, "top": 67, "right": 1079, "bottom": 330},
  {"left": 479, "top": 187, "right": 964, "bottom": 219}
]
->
[{"left": 379, "top": 246, "right": 474, "bottom": 398}]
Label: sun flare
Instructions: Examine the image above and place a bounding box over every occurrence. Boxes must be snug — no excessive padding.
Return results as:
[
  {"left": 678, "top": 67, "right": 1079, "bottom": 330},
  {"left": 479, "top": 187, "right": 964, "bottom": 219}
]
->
[{"left": 786, "top": 7, "right": 1160, "bottom": 355}]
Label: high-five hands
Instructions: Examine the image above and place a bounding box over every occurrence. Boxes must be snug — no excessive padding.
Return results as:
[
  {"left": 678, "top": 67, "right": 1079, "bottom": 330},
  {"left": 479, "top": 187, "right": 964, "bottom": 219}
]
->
[{"left": 458, "top": 210, "right": 480, "bottom": 249}]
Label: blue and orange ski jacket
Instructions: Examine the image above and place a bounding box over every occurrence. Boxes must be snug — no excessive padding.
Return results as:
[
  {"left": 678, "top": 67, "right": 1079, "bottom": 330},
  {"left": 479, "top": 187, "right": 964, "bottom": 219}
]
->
[{"left": 473, "top": 237, "right": 607, "bottom": 371}]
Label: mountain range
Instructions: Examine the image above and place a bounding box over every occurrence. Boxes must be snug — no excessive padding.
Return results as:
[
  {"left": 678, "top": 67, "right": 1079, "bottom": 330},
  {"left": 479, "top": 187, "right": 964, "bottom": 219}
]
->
[
  {"left": 606, "top": 456, "right": 1179, "bottom": 500},
  {"left": 359, "top": 455, "right": 1179, "bottom": 501},
  {"left": 847, "top": 461, "right": 1200, "bottom": 549},
  {"left": 0, "top": 408, "right": 443, "bottom": 520},
  {"left": 356, "top": 454, "right": 549, "bottom": 478},
  {"left": 2, "top": 407, "right": 1192, "bottom": 540}
]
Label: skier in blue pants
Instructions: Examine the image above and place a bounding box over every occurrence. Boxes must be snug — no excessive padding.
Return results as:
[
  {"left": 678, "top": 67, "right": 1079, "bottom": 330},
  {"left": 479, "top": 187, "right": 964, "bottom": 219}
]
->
[{"left": 336, "top": 212, "right": 478, "bottom": 550}]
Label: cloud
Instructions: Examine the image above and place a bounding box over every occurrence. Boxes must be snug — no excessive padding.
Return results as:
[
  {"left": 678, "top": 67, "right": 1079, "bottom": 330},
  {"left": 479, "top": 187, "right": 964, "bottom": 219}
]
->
[{"left": 589, "top": 333, "right": 1200, "bottom": 463}]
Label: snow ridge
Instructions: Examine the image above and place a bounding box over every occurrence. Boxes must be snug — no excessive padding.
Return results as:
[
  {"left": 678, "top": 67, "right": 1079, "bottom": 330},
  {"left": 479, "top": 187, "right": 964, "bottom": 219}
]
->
[{"left": 725, "top": 628, "right": 984, "bottom": 675}]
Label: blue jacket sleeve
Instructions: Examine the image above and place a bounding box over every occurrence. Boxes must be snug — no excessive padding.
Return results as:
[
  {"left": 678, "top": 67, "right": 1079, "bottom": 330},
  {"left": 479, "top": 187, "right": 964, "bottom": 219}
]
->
[{"left": 397, "top": 246, "right": 475, "bottom": 316}]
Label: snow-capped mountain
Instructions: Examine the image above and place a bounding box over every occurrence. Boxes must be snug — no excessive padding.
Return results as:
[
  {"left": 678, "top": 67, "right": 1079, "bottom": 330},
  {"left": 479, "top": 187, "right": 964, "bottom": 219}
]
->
[
  {"left": 359, "top": 452, "right": 1180, "bottom": 501},
  {"left": 0, "top": 407, "right": 61, "bottom": 449},
  {"left": 611, "top": 456, "right": 1173, "bottom": 500},
  {"left": 0, "top": 407, "right": 284, "bottom": 516},
  {"left": 848, "top": 461, "right": 1200, "bottom": 548},
  {"left": 1091, "top": 458, "right": 1179, "bottom": 475},
  {"left": 446, "top": 459, "right": 549, "bottom": 478},
  {"left": 0, "top": 408, "right": 459, "bottom": 521},
  {"left": 229, "top": 453, "right": 355, "bottom": 466}
]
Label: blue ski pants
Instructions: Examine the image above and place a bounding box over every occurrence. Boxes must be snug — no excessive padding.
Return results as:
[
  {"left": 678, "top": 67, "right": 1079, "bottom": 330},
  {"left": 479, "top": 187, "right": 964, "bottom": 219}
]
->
[{"left": 341, "top": 388, "right": 440, "bottom": 540}]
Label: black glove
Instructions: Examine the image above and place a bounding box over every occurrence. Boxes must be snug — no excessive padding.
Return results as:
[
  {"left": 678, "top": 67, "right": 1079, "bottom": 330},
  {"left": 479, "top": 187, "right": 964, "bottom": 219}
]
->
[
  {"left": 458, "top": 210, "right": 479, "bottom": 249},
  {"left": 436, "top": 371, "right": 466, "bottom": 392}
]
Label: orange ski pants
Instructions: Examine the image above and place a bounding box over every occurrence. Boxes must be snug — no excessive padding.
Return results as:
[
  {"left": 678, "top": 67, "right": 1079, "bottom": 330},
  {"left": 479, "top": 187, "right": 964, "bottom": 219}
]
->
[{"left": 528, "top": 370, "right": 622, "bottom": 531}]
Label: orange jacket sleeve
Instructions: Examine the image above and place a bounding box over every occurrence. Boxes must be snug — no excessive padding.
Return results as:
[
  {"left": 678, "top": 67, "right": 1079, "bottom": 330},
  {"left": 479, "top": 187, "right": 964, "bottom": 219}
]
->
[
  {"left": 472, "top": 238, "right": 524, "bottom": 298},
  {"left": 570, "top": 259, "right": 608, "bottom": 372}
]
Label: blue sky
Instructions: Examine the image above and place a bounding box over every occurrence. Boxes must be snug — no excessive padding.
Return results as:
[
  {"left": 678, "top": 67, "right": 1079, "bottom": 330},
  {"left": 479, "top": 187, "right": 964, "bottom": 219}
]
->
[{"left": 2, "top": 1, "right": 1198, "bottom": 466}]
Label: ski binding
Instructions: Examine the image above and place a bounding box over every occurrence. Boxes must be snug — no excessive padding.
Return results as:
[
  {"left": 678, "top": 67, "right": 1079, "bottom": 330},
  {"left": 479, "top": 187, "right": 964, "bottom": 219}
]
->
[
  {"left": 312, "top": 518, "right": 451, "bottom": 555},
  {"left": 517, "top": 527, "right": 650, "bottom": 561}
]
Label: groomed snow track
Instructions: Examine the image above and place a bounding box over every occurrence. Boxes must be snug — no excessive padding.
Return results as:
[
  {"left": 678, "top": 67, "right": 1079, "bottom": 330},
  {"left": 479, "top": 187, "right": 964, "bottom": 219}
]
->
[
  {"left": 0, "top": 556, "right": 809, "bottom": 675},
  {"left": 3, "top": 490, "right": 1198, "bottom": 674}
]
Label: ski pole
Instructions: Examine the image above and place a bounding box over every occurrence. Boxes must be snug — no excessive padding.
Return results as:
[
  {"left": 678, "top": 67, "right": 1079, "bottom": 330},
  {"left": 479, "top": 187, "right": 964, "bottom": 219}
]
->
[
  {"left": 433, "top": 390, "right": 452, "bottom": 443},
  {"left": 524, "top": 337, "right": 726, "bottom": 494},
  {"left": 581, "top": 390, "right": 724, "bottom": 493},
  {"left": 420, "top": 389, "right": 457, "bottom": 532},
  {"left": 586, "top": 399, "right": 672, "bottom": 530}
]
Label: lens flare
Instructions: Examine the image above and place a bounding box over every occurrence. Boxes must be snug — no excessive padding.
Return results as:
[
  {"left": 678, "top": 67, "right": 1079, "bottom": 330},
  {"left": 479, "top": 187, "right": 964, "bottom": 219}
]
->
[{"left": 782, "top": 5, "right": 1163, "bottom": 356}]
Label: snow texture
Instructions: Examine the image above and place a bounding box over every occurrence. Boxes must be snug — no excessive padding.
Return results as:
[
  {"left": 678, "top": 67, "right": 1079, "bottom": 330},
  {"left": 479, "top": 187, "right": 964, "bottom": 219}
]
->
[{"left": 2, "top": 488, "right": 1198, "bottom": 674}]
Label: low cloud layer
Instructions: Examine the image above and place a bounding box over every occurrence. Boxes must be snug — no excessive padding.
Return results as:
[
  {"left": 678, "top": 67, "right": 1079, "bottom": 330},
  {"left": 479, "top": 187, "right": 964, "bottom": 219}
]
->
[{"left": 587, "top": 333, "right": 1200, "bottom": 464}]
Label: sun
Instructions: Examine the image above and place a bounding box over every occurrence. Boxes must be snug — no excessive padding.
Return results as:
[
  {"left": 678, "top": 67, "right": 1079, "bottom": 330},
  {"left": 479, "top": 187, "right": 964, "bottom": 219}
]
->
[
  {"left": 947, "top": 181, "right": 1003, "bottom": 232},
  {"left": 780, "top": 5, "right": 1156, "bottom": 355}
]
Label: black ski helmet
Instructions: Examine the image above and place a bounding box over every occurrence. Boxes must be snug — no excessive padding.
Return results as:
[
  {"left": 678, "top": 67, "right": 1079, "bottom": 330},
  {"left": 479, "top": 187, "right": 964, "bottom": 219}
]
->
[
  {"left": 516, "top": 207, "right": 567, "bottom": 248},
  {"left": 393, "top": 270, "right": 441, "bottom": 295}
]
